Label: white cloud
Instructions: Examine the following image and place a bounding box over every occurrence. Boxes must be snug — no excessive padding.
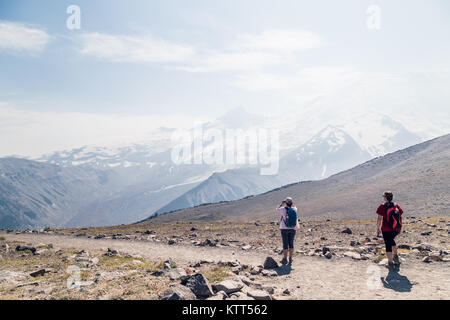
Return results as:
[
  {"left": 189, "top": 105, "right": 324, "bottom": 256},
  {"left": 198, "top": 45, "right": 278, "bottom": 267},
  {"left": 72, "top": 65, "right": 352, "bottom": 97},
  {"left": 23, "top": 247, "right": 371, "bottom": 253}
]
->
[
  {"left": 0, "top": 103, "right": 208, "bottom": 157},
  {"left": 0, "top": 21, "right": 50, "bottom": 52},
  {"left": 176, "top": 29, "right": 323, "bottom": 73},
  {"left": 234, "top": 67, "right": 362, "bottom": 102},
  {"left": 177, "top": 51, "right": 282, "bottom": 73},
  {"left": 77, "top": 32, "right": 195, "bottom": 63},
  {"left": 234, "top": 29, "right": 323, "bottom": 53}
]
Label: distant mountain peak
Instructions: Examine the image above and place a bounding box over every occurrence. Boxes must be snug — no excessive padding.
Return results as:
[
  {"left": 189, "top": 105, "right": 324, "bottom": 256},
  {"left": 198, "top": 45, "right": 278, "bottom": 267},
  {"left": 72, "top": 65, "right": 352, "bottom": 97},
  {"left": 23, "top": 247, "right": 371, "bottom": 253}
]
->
[{"left": 215, "top": 107, "right": 267, "bottom": 129}]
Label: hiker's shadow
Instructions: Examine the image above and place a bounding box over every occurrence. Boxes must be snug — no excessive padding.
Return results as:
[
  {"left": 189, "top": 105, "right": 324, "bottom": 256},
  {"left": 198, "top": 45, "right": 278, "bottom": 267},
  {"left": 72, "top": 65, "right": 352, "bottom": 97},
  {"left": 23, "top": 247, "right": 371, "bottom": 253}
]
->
[
  {"left": 380, "top": 266, "right": 412, "bottom": 293},
  {"left": 275, "top": 264, "right": 292, "bottom": 276}
]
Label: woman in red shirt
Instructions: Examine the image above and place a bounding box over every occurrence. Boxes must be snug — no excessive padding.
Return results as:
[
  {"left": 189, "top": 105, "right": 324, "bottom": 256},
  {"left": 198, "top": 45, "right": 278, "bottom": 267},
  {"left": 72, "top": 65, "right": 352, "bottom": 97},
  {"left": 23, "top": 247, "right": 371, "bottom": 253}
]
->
[{"left": 376, "top": 191, "right": 404, "bottom": 269}]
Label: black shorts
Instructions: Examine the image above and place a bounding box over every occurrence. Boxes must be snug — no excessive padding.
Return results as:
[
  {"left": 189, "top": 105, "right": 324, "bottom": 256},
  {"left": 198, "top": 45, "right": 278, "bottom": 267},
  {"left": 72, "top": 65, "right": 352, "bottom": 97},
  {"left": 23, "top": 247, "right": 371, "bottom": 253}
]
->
[
  {"left": 382, "top": 231, "right": 398, "bottom": 253},
  {"left": 281, "top": 229, "right": 296, "bottom": 250}
]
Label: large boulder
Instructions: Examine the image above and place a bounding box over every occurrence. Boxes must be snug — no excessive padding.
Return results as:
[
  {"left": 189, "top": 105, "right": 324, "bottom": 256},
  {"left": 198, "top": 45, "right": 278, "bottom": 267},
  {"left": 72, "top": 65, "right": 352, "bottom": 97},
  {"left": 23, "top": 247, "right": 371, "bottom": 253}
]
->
[
  {"left": 263, "top": 257, "right": 279, "bottom": 269},
  {"left": 247, "top": 289, "right": 272, "bottom": 300},
  {"left": 181, "top": 273, "right": 214, "bottom": 298},
  {"left": 161, "top": 284, "right": 196, "bottom": 300},
  {"left": 213, "top": 280, "right": 244, "bottom": 295}
]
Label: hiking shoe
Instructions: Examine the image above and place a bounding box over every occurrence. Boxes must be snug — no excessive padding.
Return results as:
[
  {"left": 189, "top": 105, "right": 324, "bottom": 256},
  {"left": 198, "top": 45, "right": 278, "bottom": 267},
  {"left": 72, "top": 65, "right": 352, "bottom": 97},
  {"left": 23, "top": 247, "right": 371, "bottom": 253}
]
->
[
  {"left": 280, "top": 257, "right": 288, "bottom": 265},
  {"left": 393, "top": 254, "right": 401, "bottom": 265},
  {"left": 288, "top": 257, "right": 293, "bottom": 264}
]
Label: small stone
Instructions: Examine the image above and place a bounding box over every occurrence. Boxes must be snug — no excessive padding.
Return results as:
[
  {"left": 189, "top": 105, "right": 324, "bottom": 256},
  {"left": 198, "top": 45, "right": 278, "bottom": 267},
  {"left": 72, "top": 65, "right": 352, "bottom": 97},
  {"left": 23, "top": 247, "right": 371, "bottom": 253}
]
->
[
  {"left": 237, "top": 276, "right": 252, "bottom": 286},
  {"left": 30, "top": 269, "right": 46, "bottom": 278},
  {"left": 341, "top": 228, "right": 352, "bottom": 234},
  {"left": 242, "top": 245, "right": 252, "bottom": 251},
  {"left": 429, "top": 252, "right": 443, "bottom": 262},
  {"left": 262, "top": 286, "right": 275, "bottom": 294},
  {"left": 247, "top": 289, "right": 271, "bottom": 300},
  {"left": 282, "top": 289, "right": 291, "bottom": 295},
  {"left": 250, "top": 266, "right": 261, "bottom": 275},
  {"left": 15, "top": 245, "right": 36, "bottom": 254},
  {"left": 207, "top": 291, "right": 228, "bottom": 300},
  {"left": 343, "top": 251, "right": 361, "bottom": 260},
  {"left": 228, "top": 292, "right": 255, "bottom": 300},
  {"left": 165, "top": 268, "right": 187, "bottom": 280}
]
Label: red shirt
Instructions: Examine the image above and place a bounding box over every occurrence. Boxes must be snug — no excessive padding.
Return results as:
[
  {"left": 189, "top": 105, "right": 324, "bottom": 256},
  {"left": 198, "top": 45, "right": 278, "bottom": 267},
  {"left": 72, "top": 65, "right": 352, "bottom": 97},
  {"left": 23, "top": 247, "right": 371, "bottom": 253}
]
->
[{"left": 376, "top": 202, "right": 403, "bottom": 232}]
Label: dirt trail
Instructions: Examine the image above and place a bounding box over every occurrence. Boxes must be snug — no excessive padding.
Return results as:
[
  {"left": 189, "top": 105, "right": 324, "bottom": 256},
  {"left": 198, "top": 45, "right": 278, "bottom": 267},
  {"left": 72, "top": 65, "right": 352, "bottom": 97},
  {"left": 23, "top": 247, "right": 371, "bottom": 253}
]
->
[{"left": 3, "top": 233, "right": 449, "bottom": 300}]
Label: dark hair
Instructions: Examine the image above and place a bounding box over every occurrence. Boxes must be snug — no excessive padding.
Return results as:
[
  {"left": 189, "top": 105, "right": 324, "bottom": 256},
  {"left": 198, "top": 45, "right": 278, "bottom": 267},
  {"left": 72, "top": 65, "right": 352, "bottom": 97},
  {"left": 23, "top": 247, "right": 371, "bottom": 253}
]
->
[
  {"left": 285, "top": 197, "right": 293, "bottom": 207},
  {"left": 383, "top": 191, "right": 393, "bottom": 202}
]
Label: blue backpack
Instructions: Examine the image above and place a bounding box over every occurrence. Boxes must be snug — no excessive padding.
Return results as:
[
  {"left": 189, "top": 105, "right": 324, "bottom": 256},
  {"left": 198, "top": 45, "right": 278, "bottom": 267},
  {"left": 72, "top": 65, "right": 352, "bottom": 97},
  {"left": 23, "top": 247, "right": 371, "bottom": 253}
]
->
[{"left": 283, "top": 207, "right": 298, "bottom": 228}]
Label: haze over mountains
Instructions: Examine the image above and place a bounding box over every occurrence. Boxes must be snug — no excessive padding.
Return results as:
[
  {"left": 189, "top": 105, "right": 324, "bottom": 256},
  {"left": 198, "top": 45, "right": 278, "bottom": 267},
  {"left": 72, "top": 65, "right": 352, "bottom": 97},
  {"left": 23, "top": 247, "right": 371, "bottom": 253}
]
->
[
  {"left": 0, "top": 106, "right": 448, "bottom": 229},
  {"left": 150, "top": 133, "right": 450, "bottom": 223}
]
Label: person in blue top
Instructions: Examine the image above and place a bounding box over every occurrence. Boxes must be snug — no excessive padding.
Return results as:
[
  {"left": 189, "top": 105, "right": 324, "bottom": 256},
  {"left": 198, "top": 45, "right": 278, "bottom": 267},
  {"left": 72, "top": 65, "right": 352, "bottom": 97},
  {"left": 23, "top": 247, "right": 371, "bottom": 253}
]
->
[{"left": 276, "top": 197, "right": 300, "bottom": 265}]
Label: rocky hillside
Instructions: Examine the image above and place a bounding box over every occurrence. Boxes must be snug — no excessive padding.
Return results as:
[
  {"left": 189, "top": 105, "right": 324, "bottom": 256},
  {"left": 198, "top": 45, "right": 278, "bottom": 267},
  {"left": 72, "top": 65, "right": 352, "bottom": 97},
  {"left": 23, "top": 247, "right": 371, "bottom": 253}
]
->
[
  {"left": 150, "top": 133, "right": 450, "bottom": 222},
  {"left": 0, "top": 158, "right": 120, "bottom": 229}
]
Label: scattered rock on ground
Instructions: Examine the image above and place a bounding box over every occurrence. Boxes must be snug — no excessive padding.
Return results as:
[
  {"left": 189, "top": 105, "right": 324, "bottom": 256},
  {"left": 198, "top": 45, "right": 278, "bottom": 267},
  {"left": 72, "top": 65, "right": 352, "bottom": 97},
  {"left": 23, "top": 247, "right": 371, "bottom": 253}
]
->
[
  {"left": 246, "top": 289, "right": 272, "bottom": 300},
  {"left": 30, "top": 269, "right": 46, "bottom": 278},
  {"left": 181, "top": 273, "right": 214, "bottom": 298},
  {"left": 15, "top": 245, "right": 36, "bottom": 254},
  {"left": 341, "top": 228, "right": 352, "bottom": 234},
  {"left": 343, "top": 251, "right": 361, "bottom": 260},
  {"left": 263, "top": 256, "right": 279, "bottom": 269},
  {"left": 213, "top": 279, "right": 244, "bottom": 295},
  {"left": 165, "top": 268, "right": 187, "bottom": 280},
  {"left": 161, "top": 284, "right": 196, "bottom": 300}
]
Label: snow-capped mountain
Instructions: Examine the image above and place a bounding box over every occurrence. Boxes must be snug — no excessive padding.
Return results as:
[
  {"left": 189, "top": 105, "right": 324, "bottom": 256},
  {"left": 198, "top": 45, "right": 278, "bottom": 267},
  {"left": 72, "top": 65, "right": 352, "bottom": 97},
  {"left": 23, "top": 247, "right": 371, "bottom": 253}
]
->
[
  {"left": 1, "top": 106, "right": 447, "bottom": 229},
  {"left": 280, "top": 125, "right": 372, "bottom": 181},
  {"left": 154, "top": 125, "right": 372, "bottom": 216},
  {"left": 35, "top": 127, "right": 177, "bottom": 169}
]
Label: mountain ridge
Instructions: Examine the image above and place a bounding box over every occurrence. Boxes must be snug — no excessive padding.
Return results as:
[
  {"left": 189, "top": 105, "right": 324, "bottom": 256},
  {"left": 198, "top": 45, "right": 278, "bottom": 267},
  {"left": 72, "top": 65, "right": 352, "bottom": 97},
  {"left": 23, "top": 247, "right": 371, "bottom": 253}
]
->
[{"left": 147, "top": 133, "right": 450, "bottom": 223}]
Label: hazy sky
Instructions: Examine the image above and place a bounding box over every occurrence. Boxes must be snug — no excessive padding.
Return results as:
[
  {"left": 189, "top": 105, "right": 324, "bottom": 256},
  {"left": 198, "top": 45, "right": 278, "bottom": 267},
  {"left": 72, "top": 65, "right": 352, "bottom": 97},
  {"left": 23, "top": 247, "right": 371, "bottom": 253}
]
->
[{"left": 0, "top": 0, "right": 449, "bottom": 156}]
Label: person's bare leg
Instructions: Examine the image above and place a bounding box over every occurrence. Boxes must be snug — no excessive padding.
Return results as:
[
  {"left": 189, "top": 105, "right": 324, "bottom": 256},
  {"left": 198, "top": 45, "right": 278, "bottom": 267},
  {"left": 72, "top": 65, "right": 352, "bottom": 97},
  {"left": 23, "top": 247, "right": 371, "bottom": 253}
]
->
[
  {"left": 392, "top": 246, "right": 401, "bottom": 264},
  {"left": 288, "top": 248, "right": 294, "bottom": 263},
  {"left": 283, "top": 250, "right": 288, "bottom": 258},
  {"left": 386, "top": 252, "right": 394, "bottom": 264}
]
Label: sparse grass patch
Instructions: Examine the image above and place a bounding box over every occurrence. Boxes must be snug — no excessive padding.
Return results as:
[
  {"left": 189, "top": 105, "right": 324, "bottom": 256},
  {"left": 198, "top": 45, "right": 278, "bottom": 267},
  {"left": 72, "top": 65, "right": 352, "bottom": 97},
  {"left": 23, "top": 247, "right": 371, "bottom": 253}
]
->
[
  {"left": 203, "top": 266, "right": 231, "bottom": 283},
  {"left": 98, "top": 255, "right": 154, "bottom": 271},
  {"left": 0, "top": 237, "right": 6, "bottom": 241}
]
